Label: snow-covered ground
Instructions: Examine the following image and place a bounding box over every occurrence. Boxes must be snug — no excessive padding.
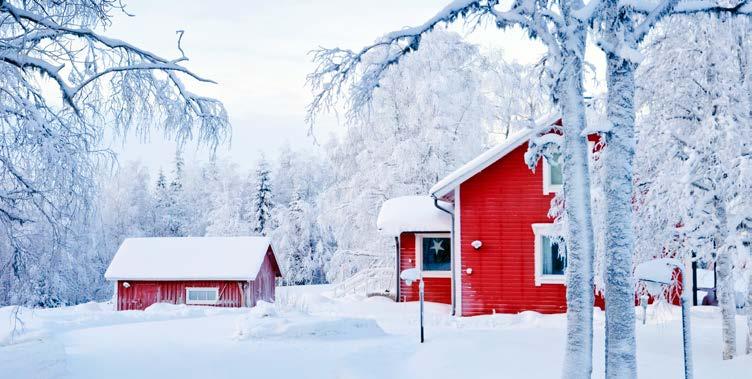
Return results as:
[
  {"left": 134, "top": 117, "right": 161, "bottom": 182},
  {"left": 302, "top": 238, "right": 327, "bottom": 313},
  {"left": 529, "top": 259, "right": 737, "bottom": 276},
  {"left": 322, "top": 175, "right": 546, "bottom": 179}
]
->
[{"left": 1, "top": 285, "right": 749, "bottom": 378}]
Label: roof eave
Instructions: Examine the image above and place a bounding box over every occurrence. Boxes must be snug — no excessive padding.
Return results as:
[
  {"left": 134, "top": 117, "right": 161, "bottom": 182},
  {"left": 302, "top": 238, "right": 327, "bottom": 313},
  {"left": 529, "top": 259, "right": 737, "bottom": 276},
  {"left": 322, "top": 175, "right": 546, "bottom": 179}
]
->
[{"left": 105, "top": 276, "right": 257, "bottom": 282}]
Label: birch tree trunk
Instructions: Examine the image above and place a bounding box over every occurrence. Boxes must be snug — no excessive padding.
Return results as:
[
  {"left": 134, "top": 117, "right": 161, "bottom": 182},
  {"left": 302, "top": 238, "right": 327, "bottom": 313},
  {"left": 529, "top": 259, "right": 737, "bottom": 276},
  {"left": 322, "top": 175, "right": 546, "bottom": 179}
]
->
[
  {"left": 602, "top": 2, "right": 637, "bottom": 377},
  {"left": 559, "top": 3, "right": 595, "bottom": 375},
  {"left": 716, "top": 244, "right": 736, "bottom": 360},
  {"left": 746, "top": 272, "right": 751, "bottom": 355}
]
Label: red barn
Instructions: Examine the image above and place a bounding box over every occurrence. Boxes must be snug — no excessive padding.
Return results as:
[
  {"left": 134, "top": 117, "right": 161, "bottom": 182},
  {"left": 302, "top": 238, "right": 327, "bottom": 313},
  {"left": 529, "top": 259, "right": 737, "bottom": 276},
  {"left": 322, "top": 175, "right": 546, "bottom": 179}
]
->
[
  {"left": 105, "top": 237, "right": 281, "bottom": 311},
  {"left": 378, "top": 115, "right": 594, "bottom": 317}
]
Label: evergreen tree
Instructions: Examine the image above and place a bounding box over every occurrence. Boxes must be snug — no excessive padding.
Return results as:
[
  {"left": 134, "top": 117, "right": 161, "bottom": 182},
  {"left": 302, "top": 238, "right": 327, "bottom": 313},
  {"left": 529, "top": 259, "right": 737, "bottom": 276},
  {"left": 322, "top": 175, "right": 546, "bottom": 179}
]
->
[
  {"left": 252, "top": 157, "right": 274, "bottom": 235},
  {"left": 153, "top": 168, "right": 171, "bottom": 236},
  {"left": 166, "top": 152, "right": 188, "bottom": 237}
]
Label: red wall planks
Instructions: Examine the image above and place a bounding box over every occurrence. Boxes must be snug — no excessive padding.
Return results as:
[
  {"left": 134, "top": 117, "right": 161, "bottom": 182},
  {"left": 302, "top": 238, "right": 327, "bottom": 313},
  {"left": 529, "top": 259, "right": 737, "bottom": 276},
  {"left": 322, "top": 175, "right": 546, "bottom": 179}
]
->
[
  {"left": 459, "top": 144, "right": 566, "bottom": 316},
  {"left": 116, "top": 280, "right": 245, "bottom": 310},
  {"left": 398, "top": 232, "right": 452, "bottom": 304},
  {"left": 250, "top": 250, "right": 278, "bottom": 306}
]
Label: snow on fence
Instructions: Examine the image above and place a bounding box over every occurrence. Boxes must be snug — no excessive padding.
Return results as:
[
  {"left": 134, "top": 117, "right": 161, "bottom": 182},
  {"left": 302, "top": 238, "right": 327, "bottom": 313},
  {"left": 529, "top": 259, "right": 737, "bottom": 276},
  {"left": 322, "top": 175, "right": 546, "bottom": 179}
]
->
[{"left": 328, "top": 267, "right": 395, "bottom": 299}]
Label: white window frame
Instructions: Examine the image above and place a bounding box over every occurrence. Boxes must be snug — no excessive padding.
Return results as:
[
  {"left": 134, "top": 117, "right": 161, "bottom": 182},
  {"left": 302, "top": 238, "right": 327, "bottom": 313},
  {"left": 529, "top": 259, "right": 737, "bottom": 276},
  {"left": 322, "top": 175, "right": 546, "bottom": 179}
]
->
[
  {"left": 532, "top": 223, "right": 565, "bottom": 286},
  {"left": 543, "top": 156, "right": 563, "bottom": 195},
  {"left": 543, "top": 141, "right": 597, "bottom": 195},
  {"left": 416, "top": 233, "right": 452, "bottom": 278},
  {"left": 185, "top": 287, "right": 219, "bottom": 305}
]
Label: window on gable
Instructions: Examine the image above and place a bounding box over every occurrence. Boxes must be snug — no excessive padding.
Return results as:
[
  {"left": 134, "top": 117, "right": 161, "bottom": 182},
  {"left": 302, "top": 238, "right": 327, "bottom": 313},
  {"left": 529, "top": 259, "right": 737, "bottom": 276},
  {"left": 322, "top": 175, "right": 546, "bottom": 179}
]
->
[
  {"left": 532, "top": 224, "right": 566, "bottom": 285},
  {"left": 416, "top": 234, "right": 451, "bottom": 276},
  {"left": 544, "top": 153, "right": 563, "bottom": 194},
  {"left": 186, "top": 287, "right": 219, "bottom": 305},
  {"left": 549, "top": 153, "right": 563, "bottom": 185}
]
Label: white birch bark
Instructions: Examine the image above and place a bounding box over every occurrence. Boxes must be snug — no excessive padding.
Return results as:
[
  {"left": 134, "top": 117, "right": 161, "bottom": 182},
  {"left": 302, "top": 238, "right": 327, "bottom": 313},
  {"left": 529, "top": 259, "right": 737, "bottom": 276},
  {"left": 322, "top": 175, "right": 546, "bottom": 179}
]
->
[
  {"left": 746, "top": 271, "right": 752, "bottom": 355},
  {"left": 716, "top": 244, "right": 736, "bottom": 360},
  {"left": 559, "top": 2, "right": 595, "bottom": 377},
  {"left": 602, "top": 1, "right": 637, "bottom": 377}
]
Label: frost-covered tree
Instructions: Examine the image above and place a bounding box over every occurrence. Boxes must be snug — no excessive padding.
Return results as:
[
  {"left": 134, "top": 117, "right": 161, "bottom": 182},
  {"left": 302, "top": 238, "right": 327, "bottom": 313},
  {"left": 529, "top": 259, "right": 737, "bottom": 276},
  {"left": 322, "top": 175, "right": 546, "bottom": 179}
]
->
[
  {"left": 273, "top": 185, "right": 325, "bottom": 285},
  {"left": 267, "top": 147, "right": 331, "bottom": 284},
  {"left": 484, "top": 50, "right": 554, "bottom": 139},
  {"left": 251, "top": 157, "right": 273, "bottom": 235},
  {"left": 196, "top": 159, "right": 249, "bottom": 237},
  {"left": 167, "top": 152, "right": 189, "bottom": 236},
  {"left": 152, "top": 154, "right": 190, "bottom": 237},
  {"left": 583, "top": 2, "right": 752, "bottom": 375},
  {"left": 0, "top": 0, "right": 228, "bottom": 305},
  {"left": 635, "top": 13, "right": 752, "bottom": 361},
  {"left": 316, "top": 30, "right": 493, "bottom": 284}
]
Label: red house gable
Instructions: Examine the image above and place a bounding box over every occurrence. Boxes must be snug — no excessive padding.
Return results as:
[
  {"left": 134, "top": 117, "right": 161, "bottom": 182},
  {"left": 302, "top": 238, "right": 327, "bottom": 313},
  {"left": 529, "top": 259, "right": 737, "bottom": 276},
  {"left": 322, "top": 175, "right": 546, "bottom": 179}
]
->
[{"left": 456, "top": 142, "right": 564, "bottom": 315}]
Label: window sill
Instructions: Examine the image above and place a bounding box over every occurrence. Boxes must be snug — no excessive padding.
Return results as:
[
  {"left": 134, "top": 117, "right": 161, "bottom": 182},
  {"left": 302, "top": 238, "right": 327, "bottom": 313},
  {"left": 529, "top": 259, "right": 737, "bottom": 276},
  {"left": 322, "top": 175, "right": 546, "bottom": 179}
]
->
[
  {"left": 543, "top": 184, "right": 562, "bottom": 195},
  {"left": 535, "top": 275, "right": 565, "bottom": 286},
  {"left": 421, "top": 271, "right": 451, "bottom": 278}
]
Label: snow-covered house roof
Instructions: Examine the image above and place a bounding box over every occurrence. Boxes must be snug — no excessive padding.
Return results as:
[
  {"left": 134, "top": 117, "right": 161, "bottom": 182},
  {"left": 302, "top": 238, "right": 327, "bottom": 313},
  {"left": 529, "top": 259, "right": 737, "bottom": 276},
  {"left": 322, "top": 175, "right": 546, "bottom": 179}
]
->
[
  {"left": 635, "top": 258, "right": 683, "bottom": 284},
  {"left": 104, "top": 237, "right": 277, "bottom": 281},
  {"left": 376, "top": 196, "right": 452, "bottom": 237},
  {"left": 430, "top": 113, "right": 561, "bottom": 199}
]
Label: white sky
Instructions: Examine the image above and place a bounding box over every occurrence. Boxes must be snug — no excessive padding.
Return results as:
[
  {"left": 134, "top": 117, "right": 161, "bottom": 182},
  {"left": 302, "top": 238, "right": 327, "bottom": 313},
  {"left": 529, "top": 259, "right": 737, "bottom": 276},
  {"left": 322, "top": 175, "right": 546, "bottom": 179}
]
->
[{"left": 104, "top": 1, "right": 601, "bottom": 171}]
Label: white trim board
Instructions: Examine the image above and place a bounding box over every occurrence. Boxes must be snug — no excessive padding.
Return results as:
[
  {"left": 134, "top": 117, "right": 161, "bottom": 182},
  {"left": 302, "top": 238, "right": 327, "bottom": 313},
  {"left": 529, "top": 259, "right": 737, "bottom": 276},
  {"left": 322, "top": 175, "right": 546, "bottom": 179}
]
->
[
  {"left": 430, "top": 113, "right": 561, "bottom": 199},
  {"left": 453, "top": 186, "right": 462, "bottom": 316},
  {"left": 185, "top": 287, "right": 220, "bottom": 305}
]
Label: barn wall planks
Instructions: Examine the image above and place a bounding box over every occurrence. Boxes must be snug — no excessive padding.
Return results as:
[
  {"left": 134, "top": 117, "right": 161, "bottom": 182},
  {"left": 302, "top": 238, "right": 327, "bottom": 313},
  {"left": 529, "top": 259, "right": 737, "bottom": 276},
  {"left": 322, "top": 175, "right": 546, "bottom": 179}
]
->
[
  {"left": 116, "top": 280, "right": 244, "bottom": 310},
  {"left": 250, "top": 249, "right": 278, "bottom": 306}
]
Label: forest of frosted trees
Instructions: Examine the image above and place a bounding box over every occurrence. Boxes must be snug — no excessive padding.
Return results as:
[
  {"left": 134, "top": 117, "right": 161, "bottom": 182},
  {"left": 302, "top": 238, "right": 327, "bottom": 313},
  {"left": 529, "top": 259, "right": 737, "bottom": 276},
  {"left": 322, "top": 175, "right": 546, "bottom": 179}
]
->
[{"left": 0, "top": 30, "right": 550, "bottom": 307}]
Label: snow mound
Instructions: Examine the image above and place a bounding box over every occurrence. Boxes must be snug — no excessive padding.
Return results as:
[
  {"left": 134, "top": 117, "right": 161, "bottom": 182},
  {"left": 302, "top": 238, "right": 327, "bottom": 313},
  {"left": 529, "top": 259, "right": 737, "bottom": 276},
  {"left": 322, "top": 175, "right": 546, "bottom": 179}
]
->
[
  {"left": 235, "top": 317, "right": 384, "bottom": 341},
  {"left": 248, "top": 301, "right": 277, "bottom": 318},
  {"left": 234, "top": 301, "right": 384, "bottom": 341},
  {"left": 635, "top": 258, "right": 681, "bottom": 284}
]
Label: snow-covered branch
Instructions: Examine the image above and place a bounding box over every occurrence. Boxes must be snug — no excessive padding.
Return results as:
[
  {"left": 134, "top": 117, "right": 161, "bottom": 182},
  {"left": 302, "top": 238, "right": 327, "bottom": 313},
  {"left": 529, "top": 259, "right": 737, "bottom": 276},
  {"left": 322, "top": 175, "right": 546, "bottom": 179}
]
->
[
  {"left": 626, "top": 0, "right": 752, "bottom": 15},
  {"left": 631, "top": 0, "right": 682, "bottom": 43},
  {"left": 0, "top": 0, "right": 230, "bottom": 303},
  {"left": 306, "top": 0, "right": 562, "bottom": 124}
]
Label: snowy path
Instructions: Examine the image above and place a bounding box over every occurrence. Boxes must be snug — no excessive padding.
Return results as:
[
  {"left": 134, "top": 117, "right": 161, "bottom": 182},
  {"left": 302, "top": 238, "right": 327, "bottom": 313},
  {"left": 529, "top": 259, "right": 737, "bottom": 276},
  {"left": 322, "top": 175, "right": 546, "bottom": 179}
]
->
[{"left": 1, "top": 285, "right": 750, "bottom": 378}]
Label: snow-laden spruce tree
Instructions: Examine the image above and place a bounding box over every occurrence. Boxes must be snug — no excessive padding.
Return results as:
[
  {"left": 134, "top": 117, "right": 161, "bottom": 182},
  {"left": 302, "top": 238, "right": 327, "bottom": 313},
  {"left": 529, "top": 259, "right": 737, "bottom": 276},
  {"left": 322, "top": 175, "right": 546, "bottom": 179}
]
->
[
  {"left": 269, "top": 148, "right": 332, "bottom": 285},
  {"left": 152, "top": 154, "right": 190, "bottom": 237},
  {"left": 635, "top": 13, "right": 752, "bottom": 360},
  {"left": 307, "top": 3, "right": 598, "bottom": 377},
  {"left": 272, "top": 184, "right": 326, "bottom": 285},
  {"left": 0, "top": 0, "right": 228, "bottom": 305},
  {"left": 251, "top": 157, "right": 274, "bottom": 236}
]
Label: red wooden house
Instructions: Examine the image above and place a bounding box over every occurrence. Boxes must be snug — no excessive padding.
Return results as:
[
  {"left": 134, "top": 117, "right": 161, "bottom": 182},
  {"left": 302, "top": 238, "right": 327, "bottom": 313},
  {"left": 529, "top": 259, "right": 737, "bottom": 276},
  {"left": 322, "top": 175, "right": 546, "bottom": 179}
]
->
[
  {"left": 378, "top": 115, "right": 587, "bottom": 317},
  {"left": 105, "top": 237, "right": 281, "bottom": 311}
]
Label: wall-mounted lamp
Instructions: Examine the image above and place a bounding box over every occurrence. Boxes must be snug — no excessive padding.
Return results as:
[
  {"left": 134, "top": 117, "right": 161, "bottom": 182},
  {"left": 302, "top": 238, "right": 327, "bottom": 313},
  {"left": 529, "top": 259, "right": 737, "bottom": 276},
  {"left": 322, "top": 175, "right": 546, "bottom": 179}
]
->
[
  {"left": 471, "top": 240, "right": 483, "bottom": 250},
  {"left": 122, "top": 282, "right": 130, "bottom": 288},
  {"left": 465, "top": 268, "right": 473, "bottom": 275}
]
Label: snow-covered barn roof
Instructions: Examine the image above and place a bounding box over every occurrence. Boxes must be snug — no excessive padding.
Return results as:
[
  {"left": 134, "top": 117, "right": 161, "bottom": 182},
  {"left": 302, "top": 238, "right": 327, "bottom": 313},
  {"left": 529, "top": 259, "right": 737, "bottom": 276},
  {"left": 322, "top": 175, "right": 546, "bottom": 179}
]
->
[
  {"left": 430, "top": 114, "right": 560, "bottom": 199},
  {"left": 104, "top": 237, "right": 277, "bottom": 281},
  {"left": 376, "top": 196, "right": 452, "bottom": 237}
]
